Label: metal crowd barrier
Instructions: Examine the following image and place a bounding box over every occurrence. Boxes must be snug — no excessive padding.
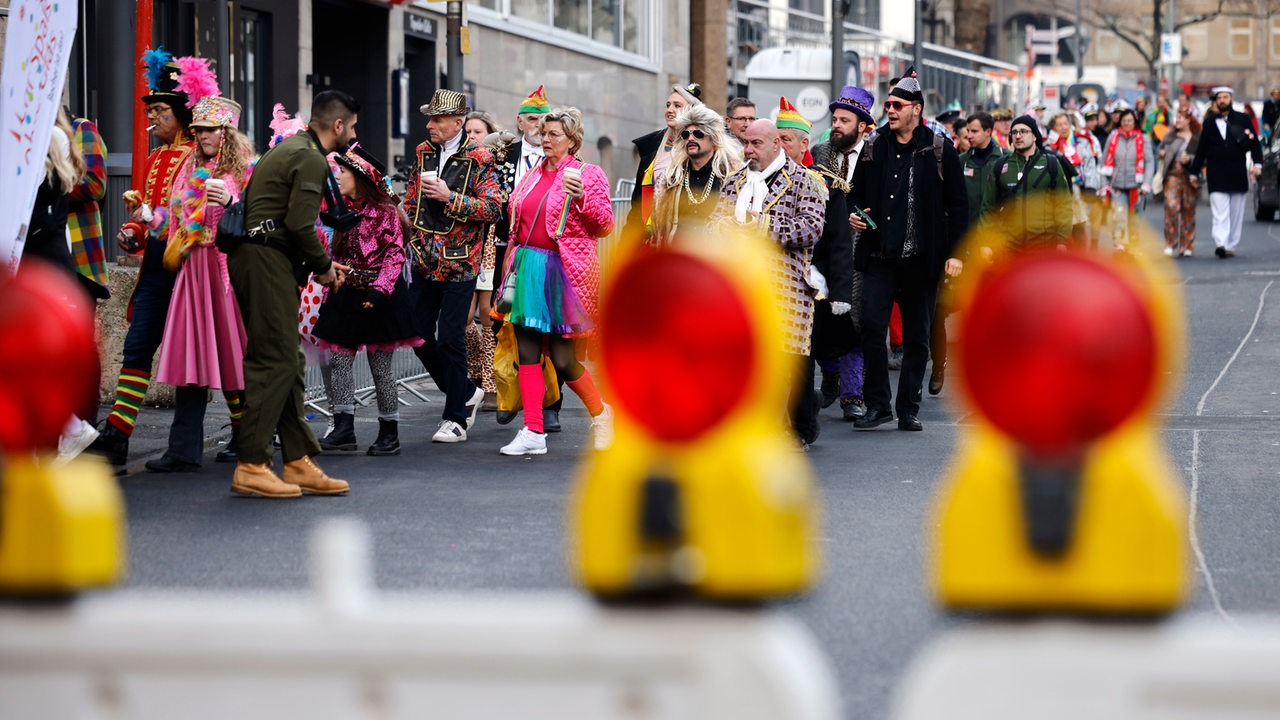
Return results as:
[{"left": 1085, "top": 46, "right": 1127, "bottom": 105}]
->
[{"left": 301, "top": 196, "right": 634, "bottom": 413}]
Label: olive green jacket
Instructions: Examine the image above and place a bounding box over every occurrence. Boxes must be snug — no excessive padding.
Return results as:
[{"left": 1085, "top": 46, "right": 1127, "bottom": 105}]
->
[{"left": 244, "top": 130, "right": 332, "bottom": 275}]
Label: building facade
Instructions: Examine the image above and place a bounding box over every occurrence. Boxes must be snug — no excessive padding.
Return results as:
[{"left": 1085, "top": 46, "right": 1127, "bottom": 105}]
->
[{"left": 0, "top": 0, "right": 694, "bottom": 254}]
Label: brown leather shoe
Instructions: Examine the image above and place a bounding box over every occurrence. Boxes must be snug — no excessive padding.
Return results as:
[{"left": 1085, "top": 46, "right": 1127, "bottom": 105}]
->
[
  {"left": 282, "top": 456, "right": 350, "bottom": 495},
  {"left": 231, "top": 462, "right": 302, "bottom": 498}
]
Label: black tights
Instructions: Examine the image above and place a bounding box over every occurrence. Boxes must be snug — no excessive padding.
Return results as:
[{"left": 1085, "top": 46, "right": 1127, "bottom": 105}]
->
[{"left": 514, "top": 325, "right": 583, "bottom": 383}]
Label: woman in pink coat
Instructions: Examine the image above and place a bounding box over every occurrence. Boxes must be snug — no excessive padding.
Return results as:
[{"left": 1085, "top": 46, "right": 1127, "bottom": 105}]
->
[{"left": 497, "top": 107, "right": 614, "bottom": 456}]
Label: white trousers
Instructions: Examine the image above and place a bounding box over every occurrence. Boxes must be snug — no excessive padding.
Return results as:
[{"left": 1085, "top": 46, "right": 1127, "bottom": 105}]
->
[{"left": 1209, "top": 192, "right": 1246, "bottom": 251}]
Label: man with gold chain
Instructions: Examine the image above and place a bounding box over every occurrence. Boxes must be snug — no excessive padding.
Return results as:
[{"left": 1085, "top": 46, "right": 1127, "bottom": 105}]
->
[{"left": 648, "top": 104, "right": 744, "bottom": 246}]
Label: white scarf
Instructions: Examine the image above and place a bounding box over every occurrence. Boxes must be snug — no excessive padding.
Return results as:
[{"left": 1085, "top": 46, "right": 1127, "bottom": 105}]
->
[{"left": 735, "top": 150, "right": 788, "bottom": 224}]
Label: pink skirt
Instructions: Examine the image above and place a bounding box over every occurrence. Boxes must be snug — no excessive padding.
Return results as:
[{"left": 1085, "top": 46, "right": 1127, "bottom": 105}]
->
[{"left": 155, "top": 243, "right": 247, "bottom": 389}]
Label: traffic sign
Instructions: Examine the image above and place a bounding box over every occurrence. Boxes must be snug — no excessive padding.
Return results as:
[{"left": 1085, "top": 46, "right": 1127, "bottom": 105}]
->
[{"left": 1161, "top": 33, "right": 1182, "bottom": 65}]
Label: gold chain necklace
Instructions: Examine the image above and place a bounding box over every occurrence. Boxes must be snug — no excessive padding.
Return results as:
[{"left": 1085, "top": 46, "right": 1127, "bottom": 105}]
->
[{"left": 682, "top": 168, "right": 715, "bottom": 205}]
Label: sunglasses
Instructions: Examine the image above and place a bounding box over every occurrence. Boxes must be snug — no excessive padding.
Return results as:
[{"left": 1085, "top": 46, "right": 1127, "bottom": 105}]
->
[
  {"left": 883, "top": 100, "right": 913, "bottom": 112},
  {"left": 680, "top": 129, "right": 707, "bottom": 140}
]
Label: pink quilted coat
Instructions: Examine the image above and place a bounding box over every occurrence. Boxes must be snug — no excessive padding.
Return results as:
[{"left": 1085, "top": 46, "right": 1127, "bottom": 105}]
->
[{"left": 506, "top": 156, "right": 613, "bottom": 323}]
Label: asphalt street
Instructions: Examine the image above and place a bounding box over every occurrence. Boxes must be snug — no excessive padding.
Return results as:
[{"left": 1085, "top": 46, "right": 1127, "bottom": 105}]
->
[{"left": 113, "top": 199, "right": 1280, "bottom": 719}]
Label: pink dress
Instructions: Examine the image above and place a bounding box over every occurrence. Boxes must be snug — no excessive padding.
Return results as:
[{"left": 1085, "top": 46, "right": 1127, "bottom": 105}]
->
[{"left": 155, "top": 157, "right": 248, "bottom": 389}]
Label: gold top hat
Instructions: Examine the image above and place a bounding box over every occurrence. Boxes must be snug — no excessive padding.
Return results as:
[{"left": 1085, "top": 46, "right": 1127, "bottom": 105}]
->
[{"left": 420, "top": 89, "right": 469, "bottom": 117}]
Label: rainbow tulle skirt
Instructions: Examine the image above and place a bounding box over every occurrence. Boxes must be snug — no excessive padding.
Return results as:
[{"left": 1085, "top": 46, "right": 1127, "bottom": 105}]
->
[{"left": 506, "top": 245, "right": 593, "bottom": 336}]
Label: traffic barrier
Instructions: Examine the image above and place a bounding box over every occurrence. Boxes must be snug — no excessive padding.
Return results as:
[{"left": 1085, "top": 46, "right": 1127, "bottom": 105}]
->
[
  {"left": 0, "top": 520, "right": 841, "bottom": 720},
  {"left": 891, "top": 617, "right": 1280, "bottom": 719}
]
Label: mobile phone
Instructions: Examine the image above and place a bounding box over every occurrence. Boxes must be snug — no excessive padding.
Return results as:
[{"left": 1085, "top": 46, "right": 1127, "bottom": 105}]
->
[{"left": 851, "top": 206, "right": 878, "bottom": 230}]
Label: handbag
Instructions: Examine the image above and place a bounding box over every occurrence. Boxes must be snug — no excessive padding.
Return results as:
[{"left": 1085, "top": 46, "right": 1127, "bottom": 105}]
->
[
  {"left": 493, "top": 323, "right": 561, "bottom": 412},
  {"left": 215, "top": 196, "right": 248, "bottom": 254},
  {"left": 495, "top": 268, "right": 518, "bottom": 313},
  {"left": 162, "top": 230, "right": 195, "bottom": 272}
]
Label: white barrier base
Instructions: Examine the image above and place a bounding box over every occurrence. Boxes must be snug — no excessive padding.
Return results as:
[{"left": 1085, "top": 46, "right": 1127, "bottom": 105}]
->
[
  {"left": 0, "top": 523, "right": 839, "bottom": 719},
  {"left": 891, "top": 616, "right": 1280, "bottom": 720}
]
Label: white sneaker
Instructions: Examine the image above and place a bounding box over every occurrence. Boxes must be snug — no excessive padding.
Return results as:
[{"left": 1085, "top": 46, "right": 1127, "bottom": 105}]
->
[
  {"left": 1163, "top": 246, "right": 1175, "bottom": 257},
  {"left": 464, "top": 386, "right": 484, "bottom": 430},
  {"left": 432, "top": 419, "right": 467, "bottom": 443},
  {"left": 500, "top": 427, "right": 547, "bottom": 456},
  {"left": 54, "top": 417, "right": 99, "bottom": 467},
  {"left": 591, "top": 403, "right": 614, "bottom": 451},
  {"left": 1181, "top": 248, "right": 1193, "bottom": 257}
]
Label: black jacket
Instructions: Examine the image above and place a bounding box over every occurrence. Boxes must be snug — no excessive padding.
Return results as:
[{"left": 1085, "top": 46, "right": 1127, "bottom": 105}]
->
[
  {"left": 808, "top": 142, "right": 855, "bottom": 306},
  {"left": 1189, "top": 110, "right": 1262, "bottom": 194},
  {"left": 622, "top": 128, "right": 667, "bottom": 238},
  {"left": 849, "top": 124, "right": 969, "bottom": 282}
]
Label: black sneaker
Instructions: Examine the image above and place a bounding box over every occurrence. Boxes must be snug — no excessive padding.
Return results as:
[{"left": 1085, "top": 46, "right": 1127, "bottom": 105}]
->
[
  {"left": 87, "top": 421, "right": 129, "bottom": 467},
  {"left": 820, "top": 372, "right": 840, "bottom": 408}
]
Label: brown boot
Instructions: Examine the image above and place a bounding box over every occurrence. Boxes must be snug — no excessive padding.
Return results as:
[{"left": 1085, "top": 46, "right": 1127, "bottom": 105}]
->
[
  {"left": 231, "top": 462, "right": 302, "bottom": 498},
  {"left": 282, "top": 455, "right": 350, "bottom": 495}
]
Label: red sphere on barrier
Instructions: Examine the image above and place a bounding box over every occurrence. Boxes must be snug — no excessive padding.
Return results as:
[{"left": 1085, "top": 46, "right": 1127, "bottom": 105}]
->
[
  {"left": 601, "top": 251, "right": 756, "bottom": 443},
  {"left": 959, "top": 252, "right": 1158, "bottom": 456},
  {"left": 0, "top": 261, "right": 99, "bottom": 452}
]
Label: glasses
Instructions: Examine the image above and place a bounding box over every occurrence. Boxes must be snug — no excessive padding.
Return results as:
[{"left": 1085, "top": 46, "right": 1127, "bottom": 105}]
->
[
  {"left": 1010, "top": 129, "right": 1034, "bottom": 136},
  {"left": 680, "top": 129, "right": 706, "bottom": 140},
  {"left": 144, "top": 105, "right": 172, "bottom": 118},
  {"left": 543, "top": 131, "right": 567, "bottom": 140},
  {"left": 728, "top": 116, "right": 756, "bottom": 123},
  {"left": 883, "top": 100, "right": 914, "bottom": 112}
]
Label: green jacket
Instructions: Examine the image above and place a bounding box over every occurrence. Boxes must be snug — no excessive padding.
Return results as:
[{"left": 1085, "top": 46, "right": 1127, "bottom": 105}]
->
[
  {"left": 980, "top": 149, "right": 1072, "bottom": 250},
  {"left": 244, "top": 130, "right": 332, "bottom": 275},
  {"left": 958, "top": 142, "right": 1008, "bottom": 225}
]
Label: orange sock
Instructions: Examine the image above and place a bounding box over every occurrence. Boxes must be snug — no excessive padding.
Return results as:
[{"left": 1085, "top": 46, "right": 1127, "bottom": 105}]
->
[{"left": 565, "top": 367, "right": 605, "bottom": 416}]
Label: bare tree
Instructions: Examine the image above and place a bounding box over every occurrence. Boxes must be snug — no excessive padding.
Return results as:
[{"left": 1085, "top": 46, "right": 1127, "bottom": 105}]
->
[{"left": 1088, "top": 0, "right": 1275, "bottom": 90}]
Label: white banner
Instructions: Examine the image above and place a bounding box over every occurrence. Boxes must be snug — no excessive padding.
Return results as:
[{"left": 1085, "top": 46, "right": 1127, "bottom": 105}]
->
[{"left": 0, "top": 0, "right": 79, "bottom": 270}]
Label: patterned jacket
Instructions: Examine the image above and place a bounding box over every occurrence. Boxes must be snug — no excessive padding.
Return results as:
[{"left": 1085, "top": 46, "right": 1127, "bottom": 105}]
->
[
  {"left": 122, "top": 135, "right": 195, "bottom": 320},
  {"left": 67, "top": 118, "right": 110, "bottom": 298},
  {"left": 505, "top": 157, "right": 613, "bottom": 324},
  {"left": 710, "top": 155, "right": 826, "bottom": 356},
  {"left": 402, "top": 135, "right": 503, "bottom": 282},
  {"left": 329, "top": 198, "right": 407, "bottom": 300}
]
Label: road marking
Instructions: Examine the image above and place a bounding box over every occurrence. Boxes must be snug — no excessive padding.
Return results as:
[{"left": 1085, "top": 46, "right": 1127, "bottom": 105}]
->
[{"left": 1189, "top": 279, "right": 1273, "bottom": 628}]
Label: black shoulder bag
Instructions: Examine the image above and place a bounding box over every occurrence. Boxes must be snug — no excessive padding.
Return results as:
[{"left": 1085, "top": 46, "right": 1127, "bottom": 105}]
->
[{"left": 214, "top": 170, "right": 254, "bottom": 254}]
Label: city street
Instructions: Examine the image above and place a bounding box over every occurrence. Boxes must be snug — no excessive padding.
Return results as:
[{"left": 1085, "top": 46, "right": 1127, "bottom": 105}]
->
[{"left": 114, "top": 201, "right": 1280, "bottom": 719}]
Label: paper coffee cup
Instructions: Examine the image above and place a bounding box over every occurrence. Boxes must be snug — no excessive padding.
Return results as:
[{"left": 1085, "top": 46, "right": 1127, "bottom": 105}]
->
[
  {"left": 421, "top": 170, "right": 438, "bottom": 183},
  {"left": 563, "top": 167, "right": 581, "bottom": 180},
  {"left": 205, "top": 178, "right": 225, "bottom": 193}
]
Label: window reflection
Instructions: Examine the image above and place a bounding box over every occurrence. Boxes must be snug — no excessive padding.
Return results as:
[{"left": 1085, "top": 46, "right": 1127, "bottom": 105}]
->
[{"left": 498, "top": 0, "right": 647, "bottom": 55}]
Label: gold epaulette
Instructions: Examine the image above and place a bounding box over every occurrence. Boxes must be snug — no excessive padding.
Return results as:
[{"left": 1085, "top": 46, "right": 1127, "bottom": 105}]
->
[{"left": 802, "top": 167, "right": 830, "bottom": 202}]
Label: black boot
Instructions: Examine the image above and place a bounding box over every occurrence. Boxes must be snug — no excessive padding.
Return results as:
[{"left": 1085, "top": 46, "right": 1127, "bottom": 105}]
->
[
  {"left": 215, "top": 424, "right": 239, "bottom": 463},
  {"left": 367, "top": 418, "right": 400, "bottom": 456},
  {"left": 87, "top": 421, "right": 129, "bottom": 468},
  {"left": 320, "top": 412, "right": 358, "bottom": 452}
]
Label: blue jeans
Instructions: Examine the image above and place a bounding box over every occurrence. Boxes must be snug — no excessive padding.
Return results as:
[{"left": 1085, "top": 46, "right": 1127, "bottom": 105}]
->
[
  {"left": 121, "top": 236, "right": 177, "bottom": 371},
  {"left": 410, "top": 276, "right": 479, "bottom": 425}
]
